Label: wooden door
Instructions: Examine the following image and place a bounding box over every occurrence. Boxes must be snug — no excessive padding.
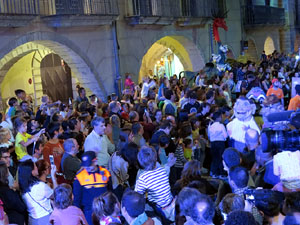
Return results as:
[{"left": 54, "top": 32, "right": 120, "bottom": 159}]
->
[{"left": 40, "top": 53, "right": 73, "bottom": 103}]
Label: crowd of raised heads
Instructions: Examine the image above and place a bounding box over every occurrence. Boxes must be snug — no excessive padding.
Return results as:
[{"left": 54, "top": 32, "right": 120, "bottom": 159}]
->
[{"left": 0, "top": 50, "right": 300, "bottom": 225}]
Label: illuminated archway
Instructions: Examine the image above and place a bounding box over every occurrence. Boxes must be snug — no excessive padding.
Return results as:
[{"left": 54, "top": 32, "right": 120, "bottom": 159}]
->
[
  {"left": 0, "top": 32, "right": 108, "bottom": 110},
  {"left": 245, "top": 39, "right": 258, "bottom": 62},
  {"left": 139, "top": 36, "right": 204, "bottom": 82},
  {"left": 264, "top": 36, "right": 275, "bottom": 55}
]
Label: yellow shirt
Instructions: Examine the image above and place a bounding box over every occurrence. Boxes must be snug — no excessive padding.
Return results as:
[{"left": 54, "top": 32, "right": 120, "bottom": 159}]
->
[
  {"left": 184, "top": 148, "right": 193, "bottom": 161},
  {"left": 15, "top": 132, "right": 32, "bottom": 160},
  {"left": 192, "top": 128, "right": 199, "bottom": 141}
]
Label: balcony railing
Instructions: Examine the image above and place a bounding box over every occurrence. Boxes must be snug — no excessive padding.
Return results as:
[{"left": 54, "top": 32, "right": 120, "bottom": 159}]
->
[
  {"left": 126, "top": 0, "right": 226, "bottom": 25},
  {"left": 0, "top": 0, "right": 39, "bottom": 15},
  {"left": 181, "top": 0, "right": 226, "bottom": 18},
  {"left": 126, "top": 0, "right": 225, "bottom": 18},
  {"left": 0, "top": 0, "right": 119, "bottom": 16},
  {"left": 243, "top": 5, "right": 285, "bottom": 27},
  {"left": 125, "top": 0, "right": 180, "bottom": 25},
  {"left": 126, "top": 0, "right": 180, "bottom": 18}
]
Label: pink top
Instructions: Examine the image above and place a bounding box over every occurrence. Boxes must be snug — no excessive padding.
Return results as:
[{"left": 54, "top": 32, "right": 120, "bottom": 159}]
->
[
  {"left": 125, "top": 78, "right": 135, "bottom": 91},
  {"left": 49, "top": 206, "right": 88, "bottom": 225}
]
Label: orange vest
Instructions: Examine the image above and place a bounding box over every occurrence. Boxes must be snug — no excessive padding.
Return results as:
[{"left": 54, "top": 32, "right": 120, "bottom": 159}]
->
[{"left": 76, "top": 166, "right": 110, "bottom": 189}]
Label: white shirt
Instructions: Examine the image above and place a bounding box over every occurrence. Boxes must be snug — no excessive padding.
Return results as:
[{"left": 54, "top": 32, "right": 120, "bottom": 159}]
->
[
  {"left": 273, "top": 151, "right": 300, "bottom": 181},
  {"left": 226, "top": 117, "right": 260, "bottom": 143},
  {"left": 84, "top": 130, "right": 115, "bottom": 167},
  {"left": 141, "top": 82, "right": 150, "bottom": 98},
  {"left": 22, "top": 182, "right": 53, "bottom": 219},
  {"left": 208, "top": 122, "right": 228, "bottom": 142},
  {"left": 141, "top": 80, "right": 156, "bottom": 98}
]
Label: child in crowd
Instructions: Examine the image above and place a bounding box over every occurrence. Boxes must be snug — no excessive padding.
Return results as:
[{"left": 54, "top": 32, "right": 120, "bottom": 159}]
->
[
  {"left": 14, "top": 117, "right": 44, "bottom": 161},
  {"left": 158, "top": 134, "right": 170, "bottom": 165},
  {"left": 6, "top": 97, "right": 18, "bottom": 119},
  {"left": 208, "top": 110, "right": 228, "bottom": 178},
  {"left": 92, "top": 192, "right": 121, "bottom": 225},
  {"left": 191, "top": 119, "right": 200, "bottom": 142},
  {"left": 183, "top": 138, "right": 193, "bottom": 161},
  {"left": 173, "top": 138, "right": 187, "bottom": 182}
]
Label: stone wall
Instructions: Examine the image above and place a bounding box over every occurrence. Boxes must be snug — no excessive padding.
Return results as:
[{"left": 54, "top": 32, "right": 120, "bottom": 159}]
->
[
  {"left": 245, "top": 28, "right": 281, "bottom": 60},
  {"left": 0, "top": 0, "right": 245, "bottom": 106}
]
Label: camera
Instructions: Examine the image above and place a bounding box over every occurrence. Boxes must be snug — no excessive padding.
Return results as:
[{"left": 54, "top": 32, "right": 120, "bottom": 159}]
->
[
  {"left": 261, "top": 130, "right": 300, "bottom": 153},
  {"left": 261, "top": 110, "right": 300, "bottom": 153},
  {"left": 243, "top": 189, "right": 285, "bottom": 209}
]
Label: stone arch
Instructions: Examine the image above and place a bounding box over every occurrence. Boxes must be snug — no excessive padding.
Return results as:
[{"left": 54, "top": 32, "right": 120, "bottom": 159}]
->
[
  {"left": 0, "top": 31, "right": 107, "bottom": 109},
  {"left": 264, "top": 36, "right": 275, "bottom": 55},
  {"left": 245, "top": 38, "right": 258, "bottom": 62},
  {"left": 139, "top": 35, "right": 205, "bottom": 81}
]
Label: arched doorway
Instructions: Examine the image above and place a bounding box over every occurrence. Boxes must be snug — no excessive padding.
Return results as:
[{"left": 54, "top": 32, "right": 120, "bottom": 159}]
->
[
  {"left": 0, "top": 33, "right": 107, "bottom": 110},
  {"left": 139, "top": 36, "right": 204, "bottom": 82},
  {"left": 264, "top": 36, "right": 275, "bottom": 55},
  {"left": 41, "top": 53, "right": 73, "bottom": 103},
  {"left": 245, "top": 39, "right": 258, "bottom": 62}
]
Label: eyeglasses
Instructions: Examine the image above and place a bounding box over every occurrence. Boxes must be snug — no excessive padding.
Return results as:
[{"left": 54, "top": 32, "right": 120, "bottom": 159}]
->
[{"left": 1, "top": 156, "right": 10, "bottom": 159}]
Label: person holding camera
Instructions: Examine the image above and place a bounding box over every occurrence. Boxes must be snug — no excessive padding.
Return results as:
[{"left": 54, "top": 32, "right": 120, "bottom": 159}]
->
[{"left": 19, "top": 159, "right": 57, "bottom": 225}]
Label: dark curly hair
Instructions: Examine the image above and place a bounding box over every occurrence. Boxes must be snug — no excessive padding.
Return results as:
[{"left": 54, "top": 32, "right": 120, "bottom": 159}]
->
[{"left": 179, "top": 160, "right": 202, "bottom": 188}]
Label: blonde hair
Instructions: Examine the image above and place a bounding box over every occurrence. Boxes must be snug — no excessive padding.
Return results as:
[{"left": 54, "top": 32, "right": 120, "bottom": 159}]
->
[
  {"left": 0, "top": 128, "right": 10, "bottom": 143},
  {"left": 147, "top": 100, "right": 157, "bottom": 110}
]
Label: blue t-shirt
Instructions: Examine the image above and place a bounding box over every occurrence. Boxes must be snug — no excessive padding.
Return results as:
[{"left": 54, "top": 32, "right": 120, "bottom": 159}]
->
[{"left": 159, "top": 148, "right": 168, "bottom": 165}]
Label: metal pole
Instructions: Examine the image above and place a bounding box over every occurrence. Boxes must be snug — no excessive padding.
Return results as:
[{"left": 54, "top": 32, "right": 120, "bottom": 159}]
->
[
  {"left": 112, "top": 20, "right": 122, "bottom": 98},
  {"left": 210, "top": 24, "right": 214, "bottom": 58}
]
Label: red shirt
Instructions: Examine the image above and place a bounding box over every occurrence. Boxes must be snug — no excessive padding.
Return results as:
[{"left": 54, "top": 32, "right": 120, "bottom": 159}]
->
[{"left": 43, "top": 139, "right": 64, "bottom": 173}]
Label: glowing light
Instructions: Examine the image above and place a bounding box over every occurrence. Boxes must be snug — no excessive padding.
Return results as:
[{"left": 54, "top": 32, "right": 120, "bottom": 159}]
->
[{"left": 296, "top": 55, "right": 300, "bottom": 60}]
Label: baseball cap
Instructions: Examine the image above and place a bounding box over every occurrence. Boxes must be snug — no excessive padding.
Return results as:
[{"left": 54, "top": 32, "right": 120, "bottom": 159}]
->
[
  {"left": 272, "top": 78, "right": 278, "bottom": 84},
  {"left": 81, "top": 151, "right": 97, "bottom": 167}
]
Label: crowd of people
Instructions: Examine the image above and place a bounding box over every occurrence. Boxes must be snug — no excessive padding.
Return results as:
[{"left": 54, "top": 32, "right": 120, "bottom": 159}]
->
[{"left": 0, "top": 50, "right": 300, "bottom": 225}]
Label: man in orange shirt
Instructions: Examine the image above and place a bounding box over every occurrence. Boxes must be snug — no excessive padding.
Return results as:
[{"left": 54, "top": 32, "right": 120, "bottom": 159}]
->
[
  {"left": 288, "top": 84, "right": 300, "bottom": 111},
  {"left": 266, "top": 79, "right": 284, "bottom": 105}
]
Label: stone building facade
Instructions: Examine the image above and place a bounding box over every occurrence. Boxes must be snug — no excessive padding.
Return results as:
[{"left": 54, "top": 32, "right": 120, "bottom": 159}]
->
[{"left": 0, "top": 0, "right": 295, "bottom": 109}]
